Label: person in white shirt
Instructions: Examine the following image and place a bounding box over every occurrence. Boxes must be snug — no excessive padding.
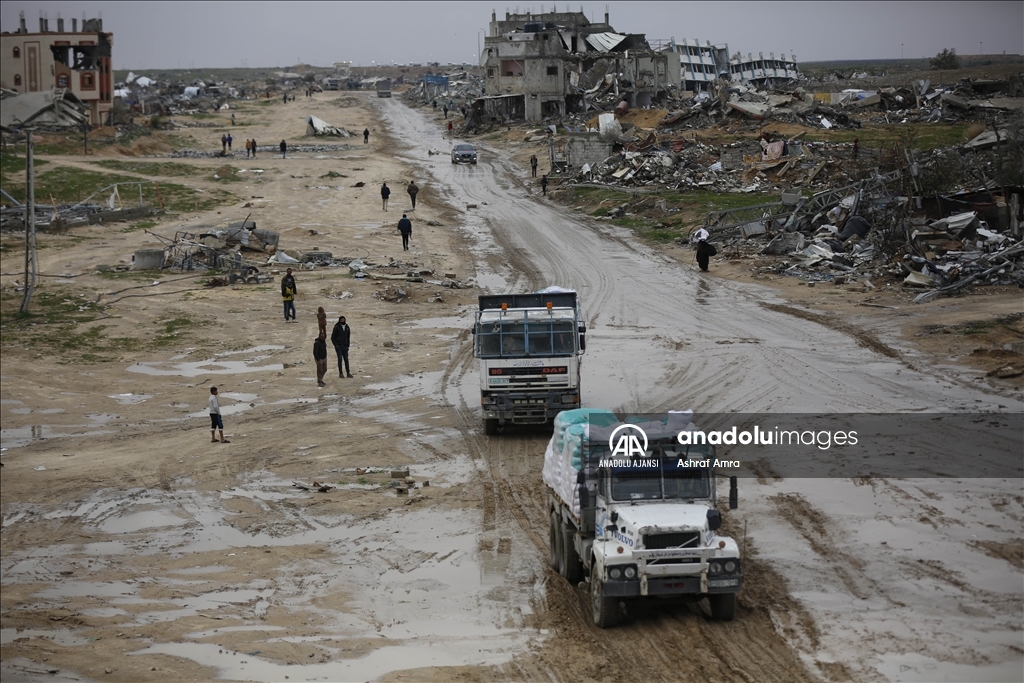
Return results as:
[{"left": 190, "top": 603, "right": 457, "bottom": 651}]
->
[{"left": 209, "top": 387, "right": 229, "bottom": 443}]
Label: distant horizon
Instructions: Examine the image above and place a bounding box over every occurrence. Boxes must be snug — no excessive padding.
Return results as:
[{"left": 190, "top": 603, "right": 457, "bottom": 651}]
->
[{"left": 1, "top": 1, "right": 1021, "bottom": 70}]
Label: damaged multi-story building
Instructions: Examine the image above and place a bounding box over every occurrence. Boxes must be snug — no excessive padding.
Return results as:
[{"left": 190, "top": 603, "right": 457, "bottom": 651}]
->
[
  {"left": 655, "top": 38, "right": 799, "bottom": 92},
  {"left": 480, "top": 9, "right": 671, "bottom": 121},
  {"left": 0, "top": 11, "right": 113, "bottom": 125},
  {"left": 476, "top": 9, "right": 800, "bottom": 122}
]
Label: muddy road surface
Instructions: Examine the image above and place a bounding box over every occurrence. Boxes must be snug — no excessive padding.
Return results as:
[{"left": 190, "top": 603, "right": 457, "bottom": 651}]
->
[
  {"left": 1, "top": 92, "right": 1020, "bottom": 683},
  {"left": 380, "top": 99, "right": 1023, "bottom": 683}
]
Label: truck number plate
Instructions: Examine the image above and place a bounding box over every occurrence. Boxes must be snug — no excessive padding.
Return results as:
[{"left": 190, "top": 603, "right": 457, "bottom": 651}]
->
[
  {"left": 707, "top": 578, "right": 739, "bottom": 588},
  {"left": 489, "top": 378, "right": 510, "bottom": 385}
]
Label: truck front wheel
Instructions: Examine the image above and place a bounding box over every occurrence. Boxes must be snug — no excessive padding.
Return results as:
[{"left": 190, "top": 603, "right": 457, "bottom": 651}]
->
[
  {"left": 484, "top": 418, "right": 499, "bottom": 436},
  {"left": 560, "top": 521, "right": 583, "bottom": 584},
  {"left": 549, "top": 512, "right": 562, "bottom": 573},
  {"left": 708, "top": 593, "right": 736, "bottom": 621},
  {"left": 591, "top": 576, "right": 619, "bottom": 628}
]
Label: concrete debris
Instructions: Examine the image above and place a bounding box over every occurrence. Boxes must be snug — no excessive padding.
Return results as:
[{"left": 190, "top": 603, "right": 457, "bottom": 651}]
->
[
  {"left": 305, "top": 115, "right": 353, "bottom": 137},
  {"left": 683, "top": 181, "right": 1023, "bottom": 301},
  {"left": 0, "top": 88, "right": 89, "bottom": 131}
]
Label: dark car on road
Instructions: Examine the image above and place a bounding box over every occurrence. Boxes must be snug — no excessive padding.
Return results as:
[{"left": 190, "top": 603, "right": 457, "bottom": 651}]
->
[{"left": 451, "top": 143, "right": 478, "bottom": 165}]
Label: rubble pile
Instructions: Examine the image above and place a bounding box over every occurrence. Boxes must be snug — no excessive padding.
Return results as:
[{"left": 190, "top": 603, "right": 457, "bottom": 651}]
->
[{"left": 687, "top": 182, "right": 1023, "bottom": 302}]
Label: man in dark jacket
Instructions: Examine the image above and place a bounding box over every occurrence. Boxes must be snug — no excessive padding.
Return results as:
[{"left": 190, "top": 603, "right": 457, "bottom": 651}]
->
[
  {"left": 381, "top": 182, "right": 391, "bottom": 211},
  {"left": 363, "top": 128, "right": 370, "bottom": 144},
  {"left": 313, "top": 332, "right": 328, "bottom": 387},
  {"left": 281, "top": 268, "right": 297, "bottom": 321},
  {"left": 397, "top": 214, "right": 412, "bottom": 251},
  {"left": 251, "top": 138, "right": 257, "bottom": 158},
  {"left": 331, "top": 316, "right": 352, "bottom": 378},
  {"left": 280, "top": 139, "right": 287, "bottom": 159},
  {"left": 407, "top": 181, "right": 419, "bottom": 209}
]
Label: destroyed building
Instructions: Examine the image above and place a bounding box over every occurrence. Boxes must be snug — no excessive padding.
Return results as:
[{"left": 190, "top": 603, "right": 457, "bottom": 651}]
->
[
  {"left": 0, "top": 11, "right": 113, "bottom": 125},
  {"left": 480, "top": 9, "right": 670, "bottom": 121},
  {"left": 655, "top": 38, "right": 799, "bottom": 92}
]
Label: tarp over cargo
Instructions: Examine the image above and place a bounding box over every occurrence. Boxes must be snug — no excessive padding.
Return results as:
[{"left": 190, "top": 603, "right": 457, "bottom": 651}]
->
[{"left": 542, "top": 409, "right": 697, "bottom": 518}]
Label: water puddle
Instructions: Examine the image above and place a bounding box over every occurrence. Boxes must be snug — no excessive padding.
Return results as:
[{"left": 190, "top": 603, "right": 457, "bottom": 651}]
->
[
  {"left": 128, "top": 359, "right": 284, "bottom": 377},
  {"left": 132, "top": 639, "right": 527, "bottom": 682},
  {"left": 108, "top": 393, "right": 153, "bottom": 405},
  {"left": 100, "top": 509, "right": 189, "bottom": 534},
  {"left": 0, "top": 628, "right": 91, "bottom": 647}
]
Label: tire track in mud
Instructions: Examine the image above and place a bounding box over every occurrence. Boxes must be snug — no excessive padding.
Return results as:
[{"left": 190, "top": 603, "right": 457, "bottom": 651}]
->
[{"left": 438, "top": 351, "right": 816, "bottom": 681}]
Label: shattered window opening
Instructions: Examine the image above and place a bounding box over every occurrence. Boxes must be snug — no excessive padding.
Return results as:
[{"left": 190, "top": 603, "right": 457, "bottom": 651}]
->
[{"left": 12, "top": 46, "right": 20, "bottom": 58}]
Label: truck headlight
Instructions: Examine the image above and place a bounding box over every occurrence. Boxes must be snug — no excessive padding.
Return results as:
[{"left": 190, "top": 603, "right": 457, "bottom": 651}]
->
[
  {"left": 610, "top": 567, "right": 622, "bottom": 579},
  {"left": 624, "top": 566, "right": 636, "bottom": 579},
  {"left": 724, "top": 560, "right": 737, "bottom": 573},
  {"left": 560, "top": 394, "right": 578, "bottom": 404},
  {"left": 708, "top": 561, "right": 722, "bottom": 575}
]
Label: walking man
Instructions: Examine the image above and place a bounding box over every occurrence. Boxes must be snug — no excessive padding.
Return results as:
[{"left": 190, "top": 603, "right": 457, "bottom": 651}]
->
[
  {"left": 381, "top": 182, "right": 391, "bottom": 211},
  {"left": 398, "top": 214, "right": 413, "bottom": 251},
  {"left": 245, "top": 138, "right": 252, "bottom": 158},
  {"left": 227, "top": 133, "right": 233, "bottom": 151},
  {"left": 363, "top": 128, "right": 370, "bottom": 144},
  {"left": 541, "top": 174, "right": 549, "bottom": 196},
  {"left": 530, "top": 154, "right": 538, "bottom": 177},
  {"left": 331, "top": 315, "right": 353, "bottom": 378},
  {"left": 231, "top": 113, "right": 236, "bottom": 125},
  {"left": 280, "top": 139, "right": 287, "bottom": 159},
  {"left": 443, "top": 105, "right": 448, "bottom": 119},
  {"left": 251, "top": 138, "right": 257, "bottom": 158},
  {"left": 447, "top": 121, "right": 453, "bottom": 136},
  {"left": 281, "top": 267, "right": 297, "bottom": 321},
  {"left": 692, "top": 227, "right": 715, "bottom": 272},
  {"left": 221, "top": 134, "right": 227, "bottom": 153},
  {"left": 407, "top": 181, "right": 419, "bottom": 210},
  {"left": 314, "top": 331, "right": 328, "bottom": 387},
  {"left": 209, "top": 387, "right": 229, "bottom": 443}
]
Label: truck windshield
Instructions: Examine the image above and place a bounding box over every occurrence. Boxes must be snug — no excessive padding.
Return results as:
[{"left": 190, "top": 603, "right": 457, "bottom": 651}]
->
[
  {"left": 607, "top": 448, "right": 713, "bottom": 501},
  {"left": 476, "top": 312, "right": 576, "bottom": 358}
]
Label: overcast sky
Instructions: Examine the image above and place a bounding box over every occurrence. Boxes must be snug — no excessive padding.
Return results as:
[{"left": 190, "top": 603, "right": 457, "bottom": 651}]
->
[{"left": 2, "top": 1, "right": 1021, "bottom": 70}]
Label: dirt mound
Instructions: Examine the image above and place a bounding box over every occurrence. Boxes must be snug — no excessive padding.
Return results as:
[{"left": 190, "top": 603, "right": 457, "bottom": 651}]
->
[{"left": 585, "top": 108, "right": 669, "bottom": 131}]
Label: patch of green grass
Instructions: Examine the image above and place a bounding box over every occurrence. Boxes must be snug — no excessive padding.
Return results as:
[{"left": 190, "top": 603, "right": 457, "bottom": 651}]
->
[
  {"left": 120, "top": 219, "right": 159, "bottom": 233},
  {"left": 802, "top": 124, "right": 969, "bottom": 151},
  {"left": 1, "top": 153, "right": 49, "bottom": 174},
  {"left": 153, "top": 314, "right": 210, "bottom": 346},
  {"left": 92, "top": 160, "right": 200, "bottom": 178},
  {"left": 1, "top": 165, "right": 237, "bottom": 212},
  {"left": 211, "top": 165, "right": 242, "bottom": 183}
]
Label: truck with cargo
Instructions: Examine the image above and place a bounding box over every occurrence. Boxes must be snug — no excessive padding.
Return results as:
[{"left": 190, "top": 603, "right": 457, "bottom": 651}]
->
[
  {"left": 375, "top": 79, "right": 392, "bottom": 98},
  {"left": 544, "top": 409, "right": 741, "bottom": 627},
  {"left": 472, "top": 290, "right": 586, "bottom": 434}
]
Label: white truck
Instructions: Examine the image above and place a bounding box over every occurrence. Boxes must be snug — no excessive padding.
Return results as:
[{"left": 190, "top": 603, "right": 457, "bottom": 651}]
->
[
  {"left": 543, "top": 410, "right": 741, "bottom": 627},
  {"left": 472, "top": 290, "right": 586, "bottom": 435}
]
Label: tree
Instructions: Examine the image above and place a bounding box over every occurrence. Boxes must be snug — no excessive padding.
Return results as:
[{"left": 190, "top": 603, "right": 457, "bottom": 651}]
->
[{"left": 930, "top": 48, "right": 960, "bottom": 71}]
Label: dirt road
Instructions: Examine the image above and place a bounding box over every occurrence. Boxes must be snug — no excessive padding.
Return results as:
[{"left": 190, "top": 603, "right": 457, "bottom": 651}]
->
[{"left": 1, "top": 92, "right": 1021, "bottom": 682}]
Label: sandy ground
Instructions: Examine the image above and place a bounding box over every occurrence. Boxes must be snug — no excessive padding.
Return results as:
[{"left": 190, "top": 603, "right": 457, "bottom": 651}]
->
[{"left": 1, "top": 92, "right": 1022, "bottom": 683}]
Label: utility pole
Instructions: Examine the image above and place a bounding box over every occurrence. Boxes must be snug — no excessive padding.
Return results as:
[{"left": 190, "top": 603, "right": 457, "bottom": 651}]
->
[{"left": 19, "top": 129, "right": 37, "bottom": 314}]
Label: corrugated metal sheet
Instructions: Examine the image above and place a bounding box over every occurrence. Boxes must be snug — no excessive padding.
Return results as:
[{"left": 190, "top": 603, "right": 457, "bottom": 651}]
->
[{"left": 585, "top": 32, "right": 627, "bottom": 53}]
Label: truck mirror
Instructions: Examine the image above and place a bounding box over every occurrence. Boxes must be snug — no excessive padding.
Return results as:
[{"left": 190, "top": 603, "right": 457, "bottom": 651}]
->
[
  {"left": 578, "top": 324, "right": 587, "bottom": 333},
  {"left": 578, "top": 483, "right": 590, "bottom": 509},
  {"left": 576, "top": 470, "right": 586, "bottom": 484},
  {"left": 470, "top": 327, "right": 476, "bottom": 334},
  {"left": 579, "top": 334, "right": 586, "bottom": 351},
  {"left": 729, "top": 476, "right": 738, "bottom": 510},
  {"left": 706, "top": 509, "right": 722, "bottom": 531}
]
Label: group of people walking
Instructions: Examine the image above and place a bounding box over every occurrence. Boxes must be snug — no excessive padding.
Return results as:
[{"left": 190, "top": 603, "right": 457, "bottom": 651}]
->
[{"left": 280, "top": 268, "right": 354, "bottom": 387}]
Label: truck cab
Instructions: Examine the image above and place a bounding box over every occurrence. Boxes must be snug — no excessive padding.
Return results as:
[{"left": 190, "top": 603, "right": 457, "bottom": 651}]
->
[
  {"left": 473, "top": 291, "right": 585, "bottom": 434},
  {"left": 549, "top": 432, "right": 741, "bottom": 627}
]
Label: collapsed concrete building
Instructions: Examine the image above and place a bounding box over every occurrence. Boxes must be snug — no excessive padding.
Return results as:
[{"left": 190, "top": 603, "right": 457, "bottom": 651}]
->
[
  {"left": 480, "top": 9, "right": 670, "bottom": 121},
  {"left": 478, "top": 10, "right": 799, "bottom": 122}
]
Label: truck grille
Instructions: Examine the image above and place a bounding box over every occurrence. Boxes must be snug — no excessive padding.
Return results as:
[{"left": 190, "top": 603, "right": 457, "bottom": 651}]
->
[{"left": 643, "top": 532, "right": 700, "bottom": 550}]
